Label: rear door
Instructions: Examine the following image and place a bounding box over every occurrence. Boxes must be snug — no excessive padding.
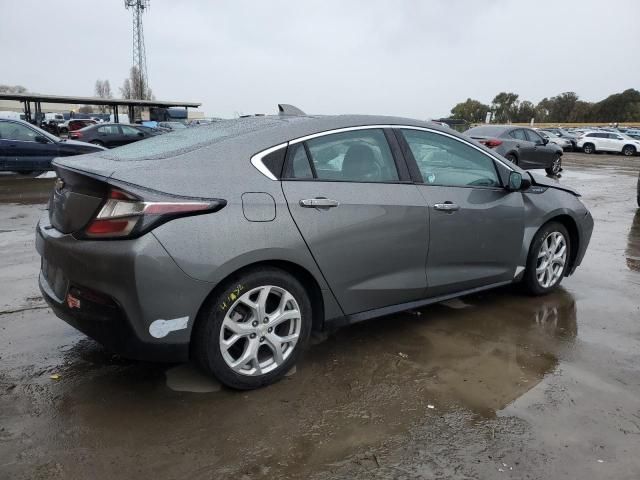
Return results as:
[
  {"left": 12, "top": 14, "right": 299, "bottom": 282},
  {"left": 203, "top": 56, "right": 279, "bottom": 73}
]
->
[
  {"left": 508, "top": 128, "right": 537, "bottom": 168},
  {"left": 96, "top": 125, "right": 122, "bottom": 148},
  {"left": 397, "top": 128, "right": 524, "bottom": 297},
  {"left": 281, "top": 128, "right": 429, "bottom": 315}
]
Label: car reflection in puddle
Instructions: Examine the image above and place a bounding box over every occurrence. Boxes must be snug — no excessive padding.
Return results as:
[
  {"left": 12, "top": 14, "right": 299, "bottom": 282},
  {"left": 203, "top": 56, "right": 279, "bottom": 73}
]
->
[{"left": 50, "top": 287, "right": 577, "bottom": 477}]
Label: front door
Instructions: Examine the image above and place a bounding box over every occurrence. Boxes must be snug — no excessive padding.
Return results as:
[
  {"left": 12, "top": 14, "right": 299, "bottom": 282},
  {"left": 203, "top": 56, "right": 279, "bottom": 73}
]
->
[
  {"left": 525, "top": 129, "right": 556, "bottom": 166},
  {"left": 0, "top": 121, "right": 57, "bottom": 172},
  {"left": 398, "top": 128, "right": 524, "bottom": 297},
  {"left": 281, "top": 128, "right": 429, "bottom": 315}
]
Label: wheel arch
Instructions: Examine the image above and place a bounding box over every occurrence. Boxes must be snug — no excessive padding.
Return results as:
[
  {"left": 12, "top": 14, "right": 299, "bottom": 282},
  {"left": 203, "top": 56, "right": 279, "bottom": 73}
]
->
[
  {"left": 533, "top": 214, "right": 580, "bottom": 276},
  {"left": 190, "top": 259, "right": 328, "bottom": 351}
]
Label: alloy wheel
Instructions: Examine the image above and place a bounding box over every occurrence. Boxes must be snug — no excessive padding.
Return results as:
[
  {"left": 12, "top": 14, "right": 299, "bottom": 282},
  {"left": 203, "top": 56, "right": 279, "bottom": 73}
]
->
[
  {"left": 219, "top": 285, "right": 301, "bottom": 376},
  {"left": 536, "top": 232, "right": 567, "bottom": 288},
  {"left": 623, "top": 146, "right": 635, "bottom": 156},
  {"left": 551, "top": 156, "right": 562, "bottom": 175}
]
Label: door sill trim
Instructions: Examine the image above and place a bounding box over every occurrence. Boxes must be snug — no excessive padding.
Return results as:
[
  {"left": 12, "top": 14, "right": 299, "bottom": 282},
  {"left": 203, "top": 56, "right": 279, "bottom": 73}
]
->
[{"left": 335, "top": 280, "right": 513, "bottom": 326}]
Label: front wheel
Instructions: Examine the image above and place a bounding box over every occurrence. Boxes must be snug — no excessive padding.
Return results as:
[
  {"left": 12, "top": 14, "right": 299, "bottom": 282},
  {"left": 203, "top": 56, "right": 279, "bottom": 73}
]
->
[
  {"left": 193, "top": 268, "right": 312, "bottom": 390},
  {"left": 545, "top": 155, "right": 562, "bottom": 176},
  {"left": 582, "top": 143, "right": 595, "bottom": 154},
  {"left": 523, "top": 222, "right": 571, "bottom": 296},
  {"left": 90, "top": 140, "right": 104, "bottom": 147}
]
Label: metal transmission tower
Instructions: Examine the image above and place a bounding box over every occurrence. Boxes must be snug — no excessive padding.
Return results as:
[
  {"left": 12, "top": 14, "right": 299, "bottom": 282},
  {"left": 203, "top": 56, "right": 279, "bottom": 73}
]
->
[{"left": 124, "top": 0, "right": 150, "bottom": 99}]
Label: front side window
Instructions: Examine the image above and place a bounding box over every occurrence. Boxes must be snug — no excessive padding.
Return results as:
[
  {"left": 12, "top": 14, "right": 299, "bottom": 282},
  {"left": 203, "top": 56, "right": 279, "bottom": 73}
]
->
[
  {"left": 121, "top": 125, "right": 141, "bottom": 137},
  {"left": 302, "top": 129, "right": 399, "bottom": 182},
  {"left": 525, "top": 129, "right": 544, "bottom": 144},
  {"left": 401, "top": 129, "right": 500, "bottom": 188},
  {"left": 0, "top": 122, "right": 39, "bottom": 142}
]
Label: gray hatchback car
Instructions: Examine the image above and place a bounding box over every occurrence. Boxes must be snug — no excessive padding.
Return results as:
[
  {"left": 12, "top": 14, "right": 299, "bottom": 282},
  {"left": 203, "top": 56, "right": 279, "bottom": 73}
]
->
[{"left": 36, "top": 111, "right": 593, "bottom": 389}]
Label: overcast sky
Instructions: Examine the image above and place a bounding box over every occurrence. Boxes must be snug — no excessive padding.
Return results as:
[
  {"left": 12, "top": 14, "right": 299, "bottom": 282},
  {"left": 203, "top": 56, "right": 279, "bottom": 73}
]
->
[{"left": 2, "top": 0, "right": 639, "bottom": 118}]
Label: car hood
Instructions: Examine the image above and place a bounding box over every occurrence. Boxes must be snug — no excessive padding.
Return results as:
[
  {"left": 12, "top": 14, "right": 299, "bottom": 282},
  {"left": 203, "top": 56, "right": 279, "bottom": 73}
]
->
[{"left": 529, "top": 172, "right": 580, "bottom": 196}]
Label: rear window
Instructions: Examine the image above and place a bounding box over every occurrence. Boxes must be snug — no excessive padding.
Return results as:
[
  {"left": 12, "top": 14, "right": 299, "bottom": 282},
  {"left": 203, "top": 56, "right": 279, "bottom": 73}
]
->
[
  {"left": 465, "top": 126, "right": 504, "bottom": 137},
  {"left": 95, "top": 117, "right": 284, "bottom": 161}
]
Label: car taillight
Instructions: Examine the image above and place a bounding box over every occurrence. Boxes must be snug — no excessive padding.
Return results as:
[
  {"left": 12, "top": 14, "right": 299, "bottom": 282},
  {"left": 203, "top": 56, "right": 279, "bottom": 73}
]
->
[
  {"left": 479, "top": 139, "right": 503, "bottom": 148},
  {"left": 71, "top": 132, "right": 82, "bottom": 139},
  {"left": 82, "top": 187, "right": 226, "bottom": 239}
]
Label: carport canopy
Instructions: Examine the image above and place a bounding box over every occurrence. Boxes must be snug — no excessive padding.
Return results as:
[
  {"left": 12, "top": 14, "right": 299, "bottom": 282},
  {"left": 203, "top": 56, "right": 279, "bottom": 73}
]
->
[{"left": 0, "top": 92, "right": 201, "bottom": 123}]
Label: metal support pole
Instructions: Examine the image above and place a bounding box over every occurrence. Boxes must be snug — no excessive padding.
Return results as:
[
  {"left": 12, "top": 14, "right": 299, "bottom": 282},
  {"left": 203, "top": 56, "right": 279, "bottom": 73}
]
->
[
  {"left": 128, "top": 105, "right": 135, "bottom": 123},
  {"left": 114, "top": 105, "right": 120, "bottom": 123}
]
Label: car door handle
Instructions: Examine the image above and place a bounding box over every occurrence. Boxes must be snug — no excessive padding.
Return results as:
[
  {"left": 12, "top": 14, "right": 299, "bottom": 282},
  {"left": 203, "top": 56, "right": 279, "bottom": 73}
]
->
[
  {"left": 434, "top": 202, "right": 460, "bottom": 212},
  {"left": 300, "top": 197, "right": 340, "bottom": 209}
]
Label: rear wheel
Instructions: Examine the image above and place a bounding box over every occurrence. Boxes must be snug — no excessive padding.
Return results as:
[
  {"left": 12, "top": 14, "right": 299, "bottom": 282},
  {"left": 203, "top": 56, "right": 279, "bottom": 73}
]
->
[
  {"left": 193, "top": 267, "right": 312, "bottom": 390},
  {"left": 90, "top": 140, "right": 104, "bottom": 147},
  {"left": 505, "top": 153, "right": 518, "bottom": 165},
  {"left": 545, "top": 154, "right": 562, "bottom": 176},
  {"left": 582, "top": 143, "right": 595, "bottom": 154},
  {"left": 523, "top": 222, "right": 570, "bottom": 296},
  {"left": 622, "top": 145, "right": 636, "bottom": 157}
]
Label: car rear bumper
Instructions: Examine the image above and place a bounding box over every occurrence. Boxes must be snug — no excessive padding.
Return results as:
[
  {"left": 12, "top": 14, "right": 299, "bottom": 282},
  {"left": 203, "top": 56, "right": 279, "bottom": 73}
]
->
[{"left": 35, "top": 212, "right": 214, "bottom": 362}]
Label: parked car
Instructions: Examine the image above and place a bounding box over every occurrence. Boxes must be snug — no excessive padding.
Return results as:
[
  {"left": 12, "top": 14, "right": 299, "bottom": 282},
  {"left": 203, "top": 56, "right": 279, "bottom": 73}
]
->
[
  {"left": 69, "top": 123, "right": 156, "bottom": 148},
  {"left": 157, "top": 121, "right": 187, "bottom": 131},
  {"left": 135, "top": 125, "right": 166, "bottom": 136},
  {"left": 465, "top": 125, "right": 563, "bottom": 175},
  {"left": 538, "top": 130, "right": 572, "bottom": 151},
  {"left": 37, "top": 112, "right": 593, "bottom": 389},
  {"left": 58, "top": 119, "right": 98, "bottom": 134},
  {"left": 577, "top": 132, "right": 640, "bottom": 156},
  {"left": 539, "top": 128, "right": 578, "bottom": 150},
  {"left": 0, "top": 119, "right": 105, "bottom": 173}
]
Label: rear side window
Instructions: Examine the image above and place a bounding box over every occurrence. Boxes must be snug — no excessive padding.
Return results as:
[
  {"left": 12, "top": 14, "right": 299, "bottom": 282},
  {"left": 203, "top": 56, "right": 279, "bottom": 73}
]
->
[
  {"left": 401, "top": 129, "right": 500, "bottom": 188},
  {"left": 98, "top": 125, "right": 120, "bottom": 135},
  {"left": 509, "top": 129, "right": 527, "bottom": 141},
  {"left": 302, "top": 129, "right": 399, "bottom": 183},
  {"left": 287, "top": 143, "right": 313, "bottom": 179}
]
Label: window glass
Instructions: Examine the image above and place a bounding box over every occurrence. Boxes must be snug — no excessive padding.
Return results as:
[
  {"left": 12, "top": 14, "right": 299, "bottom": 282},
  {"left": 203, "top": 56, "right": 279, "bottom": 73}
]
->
[
  {"left": 524, "top": 129, "right": 544, "bottom": 144},
  {"left": 288, "top": 143, "right": 313, "bottom": 179},
  {"left": 98, "top": 125, "right": 120, "bottom": 135},
  {"left": 305, "top": 129, "right": 398, "bottom": 182},
  {"left": 0, "top": 122, "right": 39, "bottom": 142},
  {"left": 121, "top": 125, "right": 141, "bottom": 136},
  {"left": 401, "top": 129, "right": 500, "bottom": 188},
  {"left": 509, "top": 129, "right": 527, "bottom": 141}
]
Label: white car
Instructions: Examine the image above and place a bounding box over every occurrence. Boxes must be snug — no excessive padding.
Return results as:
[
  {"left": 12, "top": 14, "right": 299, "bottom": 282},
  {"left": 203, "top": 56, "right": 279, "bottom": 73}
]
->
[
  {"left": 538, "top": 130, "right": 572, "bottom": 151},
  {"left": 577, "top": 131, "right": 640, "bottom": 156}
]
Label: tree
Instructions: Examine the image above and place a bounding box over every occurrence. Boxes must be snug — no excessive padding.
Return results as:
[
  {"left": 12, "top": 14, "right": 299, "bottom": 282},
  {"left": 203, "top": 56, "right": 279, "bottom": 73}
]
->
[
  {"left": 78, "top": 105, "right": 94, "bottom": 114},
  {"left": 546, "top": 92, "right": 579, "bottom": 122},
  {"left": 450, "top": 98, "right": 490, "bottom": 124},
  {"left": 120, "top": 66, "right": 152, "bottom": 100},
  {"left": 94, "top": 79, "right": 113, "bottom": 113},
  {"left": 491, "top": 92, "right": 519, "bottom": 123},
  {"left": 592, "top": 89, "right": 640, "bottom": 122},
  {"left": 0, "top": 84, "right": 28, "bottom": 94},
  {"left": 515, "top": 100, "right": 536, "bottom": 123}
]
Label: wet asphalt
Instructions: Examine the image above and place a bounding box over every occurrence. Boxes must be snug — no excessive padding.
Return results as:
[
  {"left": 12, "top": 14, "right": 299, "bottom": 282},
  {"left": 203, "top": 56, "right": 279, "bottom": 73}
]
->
[{"left": 0, "top": 153, "right": 639, "bottom": 479}]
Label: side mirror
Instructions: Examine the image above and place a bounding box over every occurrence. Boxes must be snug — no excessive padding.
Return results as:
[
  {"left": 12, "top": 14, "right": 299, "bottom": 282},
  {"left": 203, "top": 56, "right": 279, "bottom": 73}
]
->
[
  {"left": 34, "top": 135, "right": 49, "bottom": 144},
  {"left": 541, "top": 138, "right": 549, "bottom": 145},
  {"left": 507, "top": 171, "right": 531, "bottom": 191}
]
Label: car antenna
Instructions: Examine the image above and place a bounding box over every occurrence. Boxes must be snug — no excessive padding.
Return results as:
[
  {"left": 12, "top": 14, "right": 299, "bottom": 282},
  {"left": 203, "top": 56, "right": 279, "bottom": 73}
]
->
[{"left": 278, "top": 104, "right": 306, "bottom": 116}]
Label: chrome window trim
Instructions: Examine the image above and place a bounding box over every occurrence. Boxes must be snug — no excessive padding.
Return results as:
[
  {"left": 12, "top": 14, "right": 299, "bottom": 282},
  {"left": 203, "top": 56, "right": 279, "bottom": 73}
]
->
[
  {"left": 250, "top": 125, "right": 514, "bottom": 180},
  {"left": 250, "top": 142, "right": 288, "bottom": 181}
]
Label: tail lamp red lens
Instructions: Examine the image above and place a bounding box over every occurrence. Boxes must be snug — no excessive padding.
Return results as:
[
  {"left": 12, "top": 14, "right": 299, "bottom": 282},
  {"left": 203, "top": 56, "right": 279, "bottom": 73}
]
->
[
  {"left": 479, "top": 139, "right": 503, "bottom": 148},
  {"left": 84, "top": 187, "right": 222, "bottom": 239}
]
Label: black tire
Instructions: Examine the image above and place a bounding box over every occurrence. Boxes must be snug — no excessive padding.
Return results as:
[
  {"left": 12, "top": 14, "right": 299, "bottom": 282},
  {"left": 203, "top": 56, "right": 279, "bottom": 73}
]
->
[
  {"left": 523, "top": 221, "right": 571, "bottom": 296},
  {"left": 193, "top": 267, "right": 312, "bottom": 390},
  {"left": 622, "top": 145, "right": 636, "bottom": 157},
  {"left": 545, "top": 154, "right": 562, "bottom": 176},
  {"left": 582, "top": 143, "right": 595, "bottom": 154},
  {"left": 505, "top": 153, "right": 518, "bottom": 165},
  {"left": 90, "top": 140, "right": 104, "bottom": 147}
]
